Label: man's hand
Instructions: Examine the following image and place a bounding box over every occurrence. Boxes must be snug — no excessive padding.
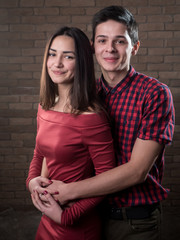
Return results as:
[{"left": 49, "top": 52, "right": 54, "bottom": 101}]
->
[
  {"left": 43, "top": 180, "right": 70, "bottom": 205},
  {"left": 31, "top": 190, "right": 62, "bottom": 224},
  {"left": 28, "top": 176, "right": 52, "bottom": 194}
]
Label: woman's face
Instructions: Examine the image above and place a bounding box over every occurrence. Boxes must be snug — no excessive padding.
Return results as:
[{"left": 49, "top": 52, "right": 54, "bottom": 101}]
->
[{"left": 47, "top": 35, "right": 76, "bottom": 86}]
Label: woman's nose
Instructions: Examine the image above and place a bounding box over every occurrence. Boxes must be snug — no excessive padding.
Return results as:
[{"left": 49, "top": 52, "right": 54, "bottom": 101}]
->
[{"left": 54, "top": 56, "right": 63, "bottom": 67}]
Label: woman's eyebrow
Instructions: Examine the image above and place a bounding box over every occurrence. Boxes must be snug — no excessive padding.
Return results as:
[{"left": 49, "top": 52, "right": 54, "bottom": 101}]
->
[
  {"left": 49, "top": 48, "right": 56, "bottom": 52},
  {"left": 49, "top": 48, "right": 75, "bottom": 54}
]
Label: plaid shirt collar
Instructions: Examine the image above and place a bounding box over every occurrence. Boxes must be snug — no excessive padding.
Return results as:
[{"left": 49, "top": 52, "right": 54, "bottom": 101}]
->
[{"left": 99, "top": 65, "right": 136, "bottom": 95}]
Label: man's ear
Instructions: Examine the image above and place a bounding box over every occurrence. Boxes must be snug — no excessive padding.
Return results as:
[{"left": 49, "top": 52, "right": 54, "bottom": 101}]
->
[
  {"left": 90, "top": 40, "right": 95, "bottom": 54},
  {"left": 132, "top": 40, "right": 140, "bottom": 56}
]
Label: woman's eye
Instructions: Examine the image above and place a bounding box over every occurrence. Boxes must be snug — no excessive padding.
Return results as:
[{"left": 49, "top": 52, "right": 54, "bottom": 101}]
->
[
  {"left": 48, "top": 52, "right": 55, "bottom": 57},
  {"left": 65, "top": 55, "right": 74, "bottom": 59}
]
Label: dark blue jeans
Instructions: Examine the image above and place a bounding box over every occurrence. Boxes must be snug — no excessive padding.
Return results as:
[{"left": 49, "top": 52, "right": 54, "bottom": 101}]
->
[{"left": 104, "top": 207, "right": 161, "bottom": 240}]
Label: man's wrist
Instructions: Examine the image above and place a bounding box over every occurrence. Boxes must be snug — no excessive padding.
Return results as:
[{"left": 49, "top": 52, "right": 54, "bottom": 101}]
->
[{"left": 66, "top": 182, "right": 79, "bottom": 201}]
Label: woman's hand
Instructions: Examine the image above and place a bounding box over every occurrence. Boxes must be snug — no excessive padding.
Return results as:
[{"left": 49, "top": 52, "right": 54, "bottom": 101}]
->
[
  {"left": 31, "top": 190, "right": 63, "bottom": 224},
  {"left": 28, "top": 176, "right": 52, "bottom": 194}
]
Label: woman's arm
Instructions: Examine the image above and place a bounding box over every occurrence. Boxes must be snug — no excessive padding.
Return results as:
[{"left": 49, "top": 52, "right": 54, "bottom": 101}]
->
[{"left": 41, "top": 157, "right": 49, "bottom": 178}]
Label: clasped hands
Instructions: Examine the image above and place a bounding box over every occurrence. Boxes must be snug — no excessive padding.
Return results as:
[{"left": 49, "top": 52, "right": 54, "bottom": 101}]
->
[{"left": 29, "top": 176, "right": 69, "bottom": 223}]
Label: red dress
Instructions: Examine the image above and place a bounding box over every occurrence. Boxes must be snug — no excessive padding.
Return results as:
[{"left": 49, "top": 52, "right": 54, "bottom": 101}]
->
[{"left": 26, "top": 105, "right": 115, "bottom": 240}]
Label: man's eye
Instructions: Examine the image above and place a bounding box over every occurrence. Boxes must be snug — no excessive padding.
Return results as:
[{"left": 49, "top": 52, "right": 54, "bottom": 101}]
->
[
  {"left": 116, "top": 40, "right": 125, "bottom": 44},
  {"left": 98, "top": 39, "right": 106, "bottom": 43}
]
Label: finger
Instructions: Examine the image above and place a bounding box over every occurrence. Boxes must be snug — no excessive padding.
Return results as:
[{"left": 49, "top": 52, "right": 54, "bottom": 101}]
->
[
  {"left": 43, "top": 192, "right": 58, "bottom": 206},
  {"left": 39, "top": 191, "right": 51, "bottom": 203},
  {"left": 40, "top": 178, "right": 53, "bottom": 187},
  {"left": 34, "top": 191, "right": 47, "bottom": 213}
]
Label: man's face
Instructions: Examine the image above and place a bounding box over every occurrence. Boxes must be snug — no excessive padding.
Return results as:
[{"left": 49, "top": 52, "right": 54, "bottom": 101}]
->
[{"left": 94, "top": 20, "right": 137, "bottom": 75}]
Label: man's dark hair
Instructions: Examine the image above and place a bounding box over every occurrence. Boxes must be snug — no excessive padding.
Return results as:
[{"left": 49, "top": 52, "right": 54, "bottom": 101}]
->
[{"left": 92, "top": 5, "right": 139, "bottom": 45}]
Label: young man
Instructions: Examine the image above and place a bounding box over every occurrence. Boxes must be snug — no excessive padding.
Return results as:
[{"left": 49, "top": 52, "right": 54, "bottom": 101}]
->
[{"left": 32, "top": 6, "right": 175, "bottom": 240}]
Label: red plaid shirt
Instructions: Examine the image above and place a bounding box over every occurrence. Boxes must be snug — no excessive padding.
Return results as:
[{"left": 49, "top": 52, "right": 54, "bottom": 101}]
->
[{"left": 97, "top": 66, "right": 175, "bottom": 207}]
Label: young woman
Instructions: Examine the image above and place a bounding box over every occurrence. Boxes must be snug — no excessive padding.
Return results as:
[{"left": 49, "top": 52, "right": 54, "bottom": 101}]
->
[{"left": 26, "top": 27, "right": 115, "bottom": 240}]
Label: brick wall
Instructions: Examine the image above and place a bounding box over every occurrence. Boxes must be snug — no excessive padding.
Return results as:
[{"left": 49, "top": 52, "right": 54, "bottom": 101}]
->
[{"left": 0, "top": 0, "right": 179, "bottom": 209}]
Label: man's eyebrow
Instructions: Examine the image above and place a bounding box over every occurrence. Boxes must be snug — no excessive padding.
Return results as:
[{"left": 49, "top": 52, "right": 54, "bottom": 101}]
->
[{"left": 96, "top": 35, "right": 126, "bottom": 38}]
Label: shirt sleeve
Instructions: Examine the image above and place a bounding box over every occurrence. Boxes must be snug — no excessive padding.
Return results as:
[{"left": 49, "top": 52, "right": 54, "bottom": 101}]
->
[
  {"left": 61, "top": 114, "right": 115, "bottom": 226},
  {"left": 138, "top": 84, "right": 175, "bottom": 145}
]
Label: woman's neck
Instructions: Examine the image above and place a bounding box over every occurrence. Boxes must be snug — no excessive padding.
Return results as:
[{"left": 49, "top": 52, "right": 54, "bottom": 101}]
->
[{"left": 53, "top": 85, "right": 72, "bottom": 112}]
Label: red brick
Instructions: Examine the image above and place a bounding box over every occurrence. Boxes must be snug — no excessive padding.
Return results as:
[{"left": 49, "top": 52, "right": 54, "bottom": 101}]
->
[
  {"left": 0, "top": 0, "right": 18, "bottom": 7},
  {"left": 9, "top": 57, "right": 34, "bottom": 64},
  {"left": 9, "top": 103, "right": 33, "bottom": 110},
  {"left": 165, "top": 56, "right": 180, "bottom": 63},
  {"left": 139, "top": 23, "right": 164, "bottom": 31},
  {"left": 140, "top": 39, "right": 164, "bottom": 47},
  {"left": 34, "top": 7, "right": 59, "bottom": 15},
  {"left": 148, "top": 31, "right": 173, "bottom": 39},
  {"left": 165, "top": 23, "right": 180, "bottom": 31},
  {"left": 20, "top": 95, "right": 39, "bottom": 103},
  {"left": 138, "top": 7, "right": 162, "bottom": 15},
  {"left": 21, "top": 64, "right": 41, "bottom": 72},
  {"left": 22, "top": 32, "right": 46, "bottom": 40},
  {"left": 72, "top": 16, "right": 93, "bottom": 24},
  {"left": 148, "top": 15, "right": 172, "bottom": 23},
  {"left": 96, "top": 0, "right": 124, "bottom": 7},
  {"left": 164, "top": 6, "right": 180, "bottom": 14},
  {"left": 22, "top": 16, "right": 46, "bottom": 24},
  {"left": 148, "top": 64, "right": 172, "bottom": 71},
  {"left": 0, "top": 95, "right": 19, "bottom": 103},
  {"left": 45, "top": 0, "right": 70, "bottom": 7},
  {"left": 149, "top": 0, "right": 175, "bottom": 5},
  {"left": 20, "top": 0, "right": 44, "bottom": 7},
  {"left": 46, "top": 16, "right": 71, "bottom": 23},
  {"left": 10, "top": 24, "right": 35, "bottom": 32},
  {"left": 148, "top": 48, "right": 173, "bottom": 55},
  {"left": 61, "top": 7, "right": 85, "bottom": 15},
  {"left": 22, "top": 48, "right": 44, "bottom": 56},
  {"left": 0, "top": 25, "right": 8, "bottom": 31},
  {"left": 138, "top": 56, "right": 163, "bottom": 63},
  {"left": 8, "top": 72, "right": 33, "bottom": 79},
  {"left": 0, "top": 64, "right": 21, "bottom": 71},
  {"left": 166, "top": 39, "right": 180, "bottom": 47},
  {"left": 9, "top": 118, "right": 32, "bottom": 127},
  {"left": 5, "top": 155, "right": 28, "bottom": 163},
  {"left": 0, "top": 15, "right": 20, "bottom": 24},
  {"left": 71, "top": 0, "right": 95, "bottom": 6},
  {"left": 36, "top": 24, "right": 58, "bottom": 32},
  {"left": 7, "top": 8, "right": 33, "bottom": 16},
  {"left": 0, "top": 103, "right": 8, "bottom": 109},
  {"left": 0, "top": 32, "right": 20, "bottom": 40}
]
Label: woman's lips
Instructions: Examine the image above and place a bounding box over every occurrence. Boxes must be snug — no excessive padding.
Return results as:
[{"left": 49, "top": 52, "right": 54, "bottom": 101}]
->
[{"left": 52, "top": 70, "right": 65, "bottom": 75}]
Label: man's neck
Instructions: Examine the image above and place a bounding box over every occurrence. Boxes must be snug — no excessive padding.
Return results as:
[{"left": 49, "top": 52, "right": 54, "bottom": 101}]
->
[{"left": 102, "top": 68, "right": 129, "bottom": 88}]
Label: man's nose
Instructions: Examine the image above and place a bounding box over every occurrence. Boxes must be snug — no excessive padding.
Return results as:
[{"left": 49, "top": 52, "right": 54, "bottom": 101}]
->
[{"left": 106, "top": 41, "right": 116, "bottom": 53}]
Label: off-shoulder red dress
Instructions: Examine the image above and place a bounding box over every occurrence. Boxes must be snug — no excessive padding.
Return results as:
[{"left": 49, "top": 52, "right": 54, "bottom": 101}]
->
[{"left": 26, "top": 105, "right": 115, "bottom": 240}]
